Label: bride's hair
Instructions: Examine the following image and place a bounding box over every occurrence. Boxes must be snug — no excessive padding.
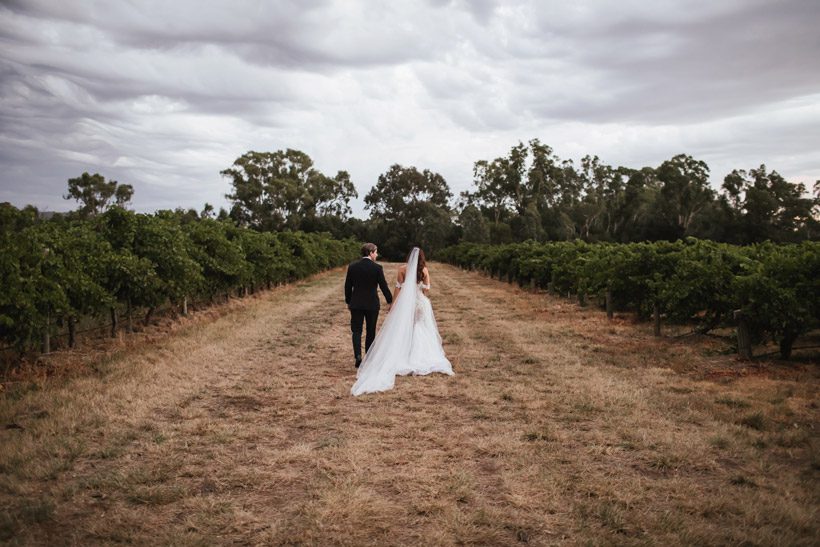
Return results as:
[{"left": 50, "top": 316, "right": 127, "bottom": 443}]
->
[{"left": 407, "top": 247, "right": 426, "bottom": 281}]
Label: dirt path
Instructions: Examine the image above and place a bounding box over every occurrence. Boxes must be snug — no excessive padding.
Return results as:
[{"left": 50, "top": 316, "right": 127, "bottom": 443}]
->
[{"left": 1, "top": 263, "right": 818, "bottom": 545}]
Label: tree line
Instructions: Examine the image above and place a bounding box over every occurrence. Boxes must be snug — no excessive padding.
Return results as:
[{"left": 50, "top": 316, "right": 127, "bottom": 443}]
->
[{"left": 218, "top": 144, "right": 818, "bottom": 259}]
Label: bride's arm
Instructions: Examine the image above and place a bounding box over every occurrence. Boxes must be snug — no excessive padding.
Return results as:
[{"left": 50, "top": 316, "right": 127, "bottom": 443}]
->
[
  {"left": 422, "top": 268, "right": 430, "bottom": 296},
  {"left": 394, "top": 267, "right": 405, "bottom": 301}
]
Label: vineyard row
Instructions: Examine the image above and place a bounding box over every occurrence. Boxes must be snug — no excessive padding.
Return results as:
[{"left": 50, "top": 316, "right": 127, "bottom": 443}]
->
[
  {"left": 439, "top": 239, "right": 819, "bottom": 359},
  {"left": 0, "top": 206, "right": 358, "bottom": 359}
]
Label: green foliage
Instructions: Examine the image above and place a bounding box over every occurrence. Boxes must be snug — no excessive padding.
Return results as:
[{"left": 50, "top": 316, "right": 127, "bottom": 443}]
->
[
  {"left": 733, "top": 242, "right": 820, "bottom": 357},
  {"left": 1, "top": 223, "right": 69, "bottom": 351},
  {"left": 364, "top": 164, "right": 455, "bottom": 259},
  {"left": 0, "top": 204, "right": 358, "bottom": 356},
  {"left": 441, "top": 239, "right": 820, "bottom": 358},
  {"left": 222, "top": 149, "right": 357, "bottom": 233},
  {"left": 42, "top": 222, "right": 113, "bottom": 319},
  {"left": 655, "top": 154, "right": 714, "bottom": 238},
  {"left": 659, "top": 239, "right": 742, "bottom": 328},
  {"left": 459, "top": 143, "right": 817, "bottom": 245},
  {"left": 133, "top": 214, "right": 203, "bottom": 306},
  {"left": 722, "top": 165, "right": 819, "bottom": 243},
  {"left": 64, "top": 172, "right": 134, "bottom": 217},
  {"left": 458, "top": 205, "right": 490, "bottom": 243},
  {"left": 183, "top": 219, "right": 253, "bottom": 298}
]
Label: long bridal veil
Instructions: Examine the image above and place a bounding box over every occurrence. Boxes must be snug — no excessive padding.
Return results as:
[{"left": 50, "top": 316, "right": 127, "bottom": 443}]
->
[{"left": 350, "top": 248, "right": 420, "bottom": 396}]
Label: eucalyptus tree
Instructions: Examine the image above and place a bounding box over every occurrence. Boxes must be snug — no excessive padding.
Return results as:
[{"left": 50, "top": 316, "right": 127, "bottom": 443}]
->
[
  {"left": 222, "top": 149, "right": 357, "bottom": 232},
  {"left": 655, "top": 154, "right": 715, "bottom": 239},
  {"left": 722, "top": 165, "right": 818, "bottom": 243},
  {"left": 364, "top": 164, "right": 454, "bottom": 259},
  {"left": 458, "top": 204, "right": 490, "bottom": 244},
  {"left": 64, "top": 172, "right": 133, "bottom": 217},
  {"left": 614, "top": 168, "right": 662, "bottom": 242}
]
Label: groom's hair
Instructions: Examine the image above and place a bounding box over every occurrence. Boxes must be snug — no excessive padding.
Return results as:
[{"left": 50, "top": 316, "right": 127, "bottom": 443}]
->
[{"left": 361, "top": 243, "right": 377, "bottom": 256}]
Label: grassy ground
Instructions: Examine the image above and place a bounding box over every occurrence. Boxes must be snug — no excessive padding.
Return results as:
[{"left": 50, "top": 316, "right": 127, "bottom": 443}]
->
[{"left": 1, "top": 263, "right": 818, "bottom": 545}]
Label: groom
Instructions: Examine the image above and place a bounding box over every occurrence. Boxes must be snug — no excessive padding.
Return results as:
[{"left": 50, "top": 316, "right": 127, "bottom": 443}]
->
[{"left": 345, "top": 243, "right": 393, "bottom": 368}]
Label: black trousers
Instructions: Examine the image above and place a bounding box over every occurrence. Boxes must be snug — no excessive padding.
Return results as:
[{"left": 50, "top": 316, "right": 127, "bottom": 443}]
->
[{"left": 350, "top": 308, "right": 379, "bottom": 359}]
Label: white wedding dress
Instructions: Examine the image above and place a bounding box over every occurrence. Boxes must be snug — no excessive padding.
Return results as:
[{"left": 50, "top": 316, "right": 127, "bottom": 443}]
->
[{"left": 351, "top": 248, "right": 454, "bottom": 396}]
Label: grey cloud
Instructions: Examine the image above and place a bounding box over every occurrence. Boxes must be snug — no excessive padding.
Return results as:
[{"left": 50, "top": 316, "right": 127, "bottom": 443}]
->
[
  {"left": 516, "top": 0, "right": 820, "bottom": 124},
  {"left": 3, "top": 1, "right": 446, "bottom": 71},
  {"left": 0, "top": 0, "right": 817, "bottom": 215},
  {"left": 453, "top": 0, "right": 498, "bottom": 25},
  {"left": 416, "top": 0, "right": 820, "bottom": 128}
]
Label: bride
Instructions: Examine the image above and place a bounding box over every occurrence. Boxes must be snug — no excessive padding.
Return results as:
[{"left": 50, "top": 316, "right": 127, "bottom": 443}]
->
[{"left": 351, "top": 247, "right": 454, "bottom": 396}]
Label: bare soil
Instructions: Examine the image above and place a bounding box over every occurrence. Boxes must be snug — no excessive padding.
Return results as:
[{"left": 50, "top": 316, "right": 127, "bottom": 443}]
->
[{"left": 1, "top": 263, "right": 818, "bottom": 545}]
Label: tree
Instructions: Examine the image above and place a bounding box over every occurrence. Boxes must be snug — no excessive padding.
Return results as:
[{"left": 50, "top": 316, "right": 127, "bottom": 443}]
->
[
  {"left": 570, "top": 155, "right": 625, "bottom": 240},
  {"left": 466, "top": 156, "right": 517, "bottom": 224},
  {"left": 510, "top": 202, "right": 544, "bottom": 241},
  {"left": 465, "top": 142, "right": 536, "bottom": 225},
  {"left": 365, "top": 165, "right": 453, "bottom": 258},
  {"left": 222, "top": 149, "right": 357, "bottom": 232},
  {"left": 458, "top": 204, "right": 490, "bottom": 243},
  {"left": 722, "top": 165, "right": 818, "bottom": 243},
  {"left": 64, "top": 172, "right": 133, "bottom": 217},
  {"left": 464, "top": 140, "right": 584, "bottom": 242},
  {"left": 600, "top": 167, "right": 660, "bottom": 242},
  {"left": 655, "top": 154, "right": 714, "bottom": 239}
]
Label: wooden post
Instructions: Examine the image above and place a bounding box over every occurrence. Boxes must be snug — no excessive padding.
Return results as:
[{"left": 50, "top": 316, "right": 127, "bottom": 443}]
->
[
  {"left": 779, "top": 331, "right": 796, "bottom": 359},
  {"left": 110, "top": 307, "right": 118, "bottom": 338},
  {"left": 182, "top": 296, "right": 188, "bottom": 317},
  {"left": 144, "top": 307, "right": 155, "bottom": 327},
  {"left": 529, "top": 278, "right": 536, "bottom": 292},
  {"left": 68, "top": 316, "right": 76, "bottom": 348},
  {"left": 42, "top": 310, "right": 50, "bottom": 354},
  {"left": 126, "top": 297, "right": 133, "bottom": 333},
  {"left": 606, "top": 288, "right": 613, "bottom": 319},
  {"left": 578, "top": 291, "right": 586, "bottom": 307},
  {"left": 653, "top": 302, "right": 661, "bottom": 337},
  {"left": 734, "top": 309, "right": 752, "bottom": 359}
]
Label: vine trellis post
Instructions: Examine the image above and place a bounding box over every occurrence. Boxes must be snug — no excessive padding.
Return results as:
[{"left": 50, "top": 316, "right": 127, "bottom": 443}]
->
[
  {"left": 605, "top": 288, "right": 613, "bottom": 319},
  {"left": 734, "top": 309, "right": 753, "bottom": 359}
]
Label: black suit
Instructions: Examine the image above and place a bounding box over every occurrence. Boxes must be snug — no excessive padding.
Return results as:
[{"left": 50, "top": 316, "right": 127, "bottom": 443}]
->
[{"left": 345, "top": 258, "right": 393, "bottom": 360}]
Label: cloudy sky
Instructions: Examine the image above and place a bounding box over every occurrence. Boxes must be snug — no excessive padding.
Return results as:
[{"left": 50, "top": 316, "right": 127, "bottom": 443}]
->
[{"left": 1, "top": 0, "right": 818, "bottom": 217}]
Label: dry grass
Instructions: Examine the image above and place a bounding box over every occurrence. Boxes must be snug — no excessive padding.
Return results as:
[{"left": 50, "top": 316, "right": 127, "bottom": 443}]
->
[{"left": 1, "top": 264, "right": 818, "bottom": 545}]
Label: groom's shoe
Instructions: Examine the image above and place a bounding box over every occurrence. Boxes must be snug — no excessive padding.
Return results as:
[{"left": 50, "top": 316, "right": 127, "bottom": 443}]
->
[{"left": 355, "top": 357, "right": 362, "bottom": 368}]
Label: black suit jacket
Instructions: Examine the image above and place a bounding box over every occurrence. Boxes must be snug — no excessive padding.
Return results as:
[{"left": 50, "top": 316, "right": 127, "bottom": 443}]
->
[{"left": 345, "top": 258, "right": 393, "bottom": 310}]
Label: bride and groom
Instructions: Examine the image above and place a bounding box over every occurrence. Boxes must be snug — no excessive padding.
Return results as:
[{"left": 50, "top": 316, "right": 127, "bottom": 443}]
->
[{"left": 344, "top": 243, "right": 454, "bottom": 396}]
